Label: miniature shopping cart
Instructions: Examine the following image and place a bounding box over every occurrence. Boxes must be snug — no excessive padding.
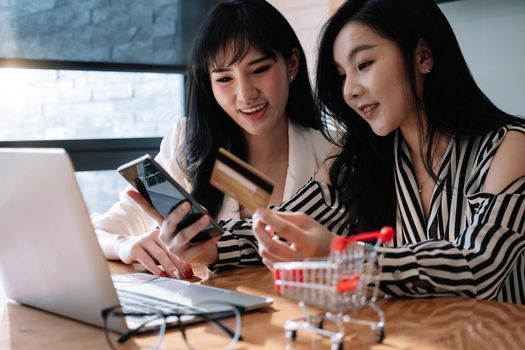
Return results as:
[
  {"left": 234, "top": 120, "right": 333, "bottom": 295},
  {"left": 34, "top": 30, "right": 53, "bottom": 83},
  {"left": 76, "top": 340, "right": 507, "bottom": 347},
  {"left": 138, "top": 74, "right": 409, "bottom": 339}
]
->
[{"left": 273, "top": 227, "right": 394, "bottom": 350}]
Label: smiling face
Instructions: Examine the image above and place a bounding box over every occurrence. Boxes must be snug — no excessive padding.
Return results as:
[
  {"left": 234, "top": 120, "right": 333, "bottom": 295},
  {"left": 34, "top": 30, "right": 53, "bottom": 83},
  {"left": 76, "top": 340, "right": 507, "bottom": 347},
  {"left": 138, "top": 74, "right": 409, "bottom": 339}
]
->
[
  {"left": 333, "top": 21, "right": 417, "bottom": 136},
  {"left": 209, "top": 46, "right": 297, "bottom": 138}
]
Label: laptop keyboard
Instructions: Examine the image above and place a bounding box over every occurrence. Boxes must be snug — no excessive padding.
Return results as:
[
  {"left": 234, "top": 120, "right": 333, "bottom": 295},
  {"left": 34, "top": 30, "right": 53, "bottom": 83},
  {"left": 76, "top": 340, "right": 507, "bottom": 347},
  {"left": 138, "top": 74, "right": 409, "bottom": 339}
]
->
[
  {"left": 116, "top": 288, "right": 201, "bottom": 327},
  {"left": 116, "top": 288, "right": 198, "bottom": 314}
]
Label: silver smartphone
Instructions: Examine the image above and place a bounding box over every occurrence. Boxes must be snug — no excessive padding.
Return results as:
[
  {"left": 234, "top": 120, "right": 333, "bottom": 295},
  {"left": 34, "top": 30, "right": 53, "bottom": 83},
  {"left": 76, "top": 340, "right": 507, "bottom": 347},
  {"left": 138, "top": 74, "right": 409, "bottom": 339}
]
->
[{"left": 117, "top": 154, "right": 223, "bottom": 244}]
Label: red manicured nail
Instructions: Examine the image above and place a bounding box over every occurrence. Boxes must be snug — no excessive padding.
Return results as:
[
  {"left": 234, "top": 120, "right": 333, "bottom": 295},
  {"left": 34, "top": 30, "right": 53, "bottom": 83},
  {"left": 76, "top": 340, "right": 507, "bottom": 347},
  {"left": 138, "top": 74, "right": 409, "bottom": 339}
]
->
[{"left": 184, "top": 269, "right": 194, "bottom": 279}]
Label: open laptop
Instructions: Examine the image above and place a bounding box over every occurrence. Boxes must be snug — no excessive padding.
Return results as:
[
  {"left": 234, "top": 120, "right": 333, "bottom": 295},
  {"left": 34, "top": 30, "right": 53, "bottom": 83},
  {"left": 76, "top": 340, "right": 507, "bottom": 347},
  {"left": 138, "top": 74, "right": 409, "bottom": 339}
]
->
[{"left": 0, "top": 148, "right": 272, "bottom": 334}]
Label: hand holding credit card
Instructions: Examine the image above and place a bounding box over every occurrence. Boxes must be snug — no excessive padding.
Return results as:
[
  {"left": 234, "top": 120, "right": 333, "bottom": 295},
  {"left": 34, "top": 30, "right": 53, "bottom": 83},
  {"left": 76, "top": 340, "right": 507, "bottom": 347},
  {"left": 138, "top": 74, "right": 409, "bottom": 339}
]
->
[{"left": 210, "top": 148, "right": 275, "bottom": 212}]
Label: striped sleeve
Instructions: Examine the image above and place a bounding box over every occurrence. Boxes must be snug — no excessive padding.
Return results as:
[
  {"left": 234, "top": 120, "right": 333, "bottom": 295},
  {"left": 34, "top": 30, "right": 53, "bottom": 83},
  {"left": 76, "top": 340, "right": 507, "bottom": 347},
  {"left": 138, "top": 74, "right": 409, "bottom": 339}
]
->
[
  {"left": 378, "top": 176, "right": 525, "bottom": 300},
  {"left": 210, "top": 179, "right": 349, "bottom": 270}
]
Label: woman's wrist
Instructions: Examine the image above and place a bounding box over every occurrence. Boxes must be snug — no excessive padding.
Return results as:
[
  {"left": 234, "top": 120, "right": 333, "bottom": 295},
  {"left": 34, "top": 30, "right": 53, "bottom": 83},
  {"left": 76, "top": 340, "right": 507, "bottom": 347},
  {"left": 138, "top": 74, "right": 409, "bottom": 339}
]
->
[
  {"left": 95, "top": 229, "right": 130, "bottom": 261},
  {"left": 204, "top": 242, "right": 220, "bottom": 265}
]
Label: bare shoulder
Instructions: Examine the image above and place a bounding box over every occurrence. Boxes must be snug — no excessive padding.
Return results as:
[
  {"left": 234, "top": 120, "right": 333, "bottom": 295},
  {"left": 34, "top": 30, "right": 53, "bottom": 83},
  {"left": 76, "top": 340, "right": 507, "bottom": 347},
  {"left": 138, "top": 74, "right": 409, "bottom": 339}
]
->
[{"left": 484, "top": 129, "right": 525, "bottom": 194}]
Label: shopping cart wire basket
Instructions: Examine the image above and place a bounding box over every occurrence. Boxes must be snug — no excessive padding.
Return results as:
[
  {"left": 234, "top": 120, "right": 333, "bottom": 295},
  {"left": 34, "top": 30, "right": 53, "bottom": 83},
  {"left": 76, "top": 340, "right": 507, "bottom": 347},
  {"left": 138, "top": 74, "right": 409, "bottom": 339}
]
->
[{"left": 273, "top": 226, "right": 394, "bottom": 350}]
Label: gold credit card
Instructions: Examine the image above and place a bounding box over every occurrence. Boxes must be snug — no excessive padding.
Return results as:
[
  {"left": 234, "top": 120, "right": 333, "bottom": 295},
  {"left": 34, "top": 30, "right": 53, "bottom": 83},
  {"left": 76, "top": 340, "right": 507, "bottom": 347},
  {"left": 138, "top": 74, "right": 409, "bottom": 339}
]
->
[{"left": 210, "top": 148, "right": 275, "bottom": 212}]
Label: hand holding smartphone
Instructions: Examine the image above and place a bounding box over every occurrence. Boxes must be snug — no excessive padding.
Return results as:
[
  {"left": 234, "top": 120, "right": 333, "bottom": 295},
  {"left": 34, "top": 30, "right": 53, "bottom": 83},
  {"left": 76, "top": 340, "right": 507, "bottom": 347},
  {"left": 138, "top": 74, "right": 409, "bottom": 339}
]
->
[{"left": 117, "top": 155, "right": 223, "bottom": 245}]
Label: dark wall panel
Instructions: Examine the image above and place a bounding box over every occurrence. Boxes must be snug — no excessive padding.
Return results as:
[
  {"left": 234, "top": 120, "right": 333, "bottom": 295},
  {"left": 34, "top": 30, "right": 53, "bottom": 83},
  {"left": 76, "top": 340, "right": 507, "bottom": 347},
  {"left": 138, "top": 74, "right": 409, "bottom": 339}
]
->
[{"left": 0, "top": 0, "right": 219, "bottom": 66}]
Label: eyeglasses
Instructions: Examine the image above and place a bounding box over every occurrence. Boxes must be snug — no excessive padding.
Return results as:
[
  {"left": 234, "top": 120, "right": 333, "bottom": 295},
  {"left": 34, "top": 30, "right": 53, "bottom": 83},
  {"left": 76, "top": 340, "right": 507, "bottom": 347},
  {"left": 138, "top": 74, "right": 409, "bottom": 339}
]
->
[{"left": 101, "top": 301, "right": 242, "bottom": 350}]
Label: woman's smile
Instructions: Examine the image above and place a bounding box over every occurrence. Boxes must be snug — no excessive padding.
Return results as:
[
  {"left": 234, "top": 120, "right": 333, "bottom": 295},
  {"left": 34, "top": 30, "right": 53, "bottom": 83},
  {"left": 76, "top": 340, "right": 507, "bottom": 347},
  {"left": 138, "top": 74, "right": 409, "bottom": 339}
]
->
[
  {"left": 239, "top": 103, "right": 268, "bottom": 121},
  {"left": 358, "top": 102, "right": 379, "bottom": 119}
]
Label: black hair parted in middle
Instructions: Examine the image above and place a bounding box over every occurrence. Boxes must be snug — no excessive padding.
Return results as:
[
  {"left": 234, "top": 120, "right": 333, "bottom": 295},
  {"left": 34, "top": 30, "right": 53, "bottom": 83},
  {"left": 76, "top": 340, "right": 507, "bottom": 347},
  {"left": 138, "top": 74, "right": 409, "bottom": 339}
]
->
[
  {"left": 184, "top": 0, "right": 321, "bottom": 218},
  {"left": 316, "top": 0, "right": 519, "bottom": 233}
]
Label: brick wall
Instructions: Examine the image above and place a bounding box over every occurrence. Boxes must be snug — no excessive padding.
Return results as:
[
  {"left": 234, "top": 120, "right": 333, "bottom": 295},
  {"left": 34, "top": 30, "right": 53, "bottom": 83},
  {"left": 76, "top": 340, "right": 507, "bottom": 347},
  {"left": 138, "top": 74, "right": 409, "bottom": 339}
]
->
[{"left": 0, "top": 0, "right": 216, "bottom": 65}]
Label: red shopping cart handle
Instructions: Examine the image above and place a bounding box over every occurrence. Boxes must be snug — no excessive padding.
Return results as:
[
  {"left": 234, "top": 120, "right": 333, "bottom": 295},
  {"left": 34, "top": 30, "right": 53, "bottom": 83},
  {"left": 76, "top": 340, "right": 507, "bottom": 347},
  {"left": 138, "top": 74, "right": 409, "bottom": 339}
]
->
[{"left": 331, "top": 226, "right": 394, "bottom": 252}]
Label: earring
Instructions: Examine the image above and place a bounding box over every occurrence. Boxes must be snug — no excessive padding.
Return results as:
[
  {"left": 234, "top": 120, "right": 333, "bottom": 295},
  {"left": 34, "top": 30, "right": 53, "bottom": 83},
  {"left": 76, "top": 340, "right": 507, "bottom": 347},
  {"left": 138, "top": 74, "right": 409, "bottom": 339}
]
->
[
  {"left": 424, "top": 67, "right": 431, "bottom": 74},
  {"left": 290, "top": 74, "right": 295, "bottom": 82}
]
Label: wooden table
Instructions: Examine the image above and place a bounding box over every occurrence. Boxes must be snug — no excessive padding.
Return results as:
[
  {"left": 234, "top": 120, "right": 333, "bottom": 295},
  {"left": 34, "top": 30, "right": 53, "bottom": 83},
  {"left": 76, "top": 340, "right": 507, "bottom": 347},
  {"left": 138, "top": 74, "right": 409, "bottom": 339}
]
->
[{"left": 1, "top": 262, "right": 525, "bottom": 349}]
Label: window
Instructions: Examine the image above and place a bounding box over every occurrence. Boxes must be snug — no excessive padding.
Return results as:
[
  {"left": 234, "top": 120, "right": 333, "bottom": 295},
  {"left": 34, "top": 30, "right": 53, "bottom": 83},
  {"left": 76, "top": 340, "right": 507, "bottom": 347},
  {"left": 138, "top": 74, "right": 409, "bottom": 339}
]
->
[
  {"left": 0, "top": 66, "right": 185, "bottom": 213},
  {"left": 0, "top": 0, "right": 217, "bottom": 214}
]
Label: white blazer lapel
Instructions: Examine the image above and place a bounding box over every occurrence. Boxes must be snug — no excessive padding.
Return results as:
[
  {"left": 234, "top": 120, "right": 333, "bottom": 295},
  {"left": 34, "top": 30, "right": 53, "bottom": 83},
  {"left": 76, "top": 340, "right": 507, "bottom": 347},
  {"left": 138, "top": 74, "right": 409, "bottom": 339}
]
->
[{"left": 284, "top": 121, "right": 319, "bottom": 200}]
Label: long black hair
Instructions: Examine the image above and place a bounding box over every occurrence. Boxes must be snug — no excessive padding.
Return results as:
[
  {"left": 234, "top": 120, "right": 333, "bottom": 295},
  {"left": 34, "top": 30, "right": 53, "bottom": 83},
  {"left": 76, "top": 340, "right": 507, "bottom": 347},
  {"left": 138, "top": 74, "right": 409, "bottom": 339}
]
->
[
  {"left": 183, "top": 0, "right": 320, "bottom": 218},
  {"left": 316, "top": 0, "right": 519, "bottom": 233}
]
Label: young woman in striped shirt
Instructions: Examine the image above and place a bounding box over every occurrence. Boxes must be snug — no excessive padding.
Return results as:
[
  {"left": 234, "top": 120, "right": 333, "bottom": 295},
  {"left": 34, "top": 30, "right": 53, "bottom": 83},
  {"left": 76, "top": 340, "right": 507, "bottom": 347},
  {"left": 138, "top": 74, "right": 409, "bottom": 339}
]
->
[
  {"left": 246, "top": 0, "right": 525, "bottom": 304},
  {"left": 142, "top": 0, "right": 524, "bottom": 303}
]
